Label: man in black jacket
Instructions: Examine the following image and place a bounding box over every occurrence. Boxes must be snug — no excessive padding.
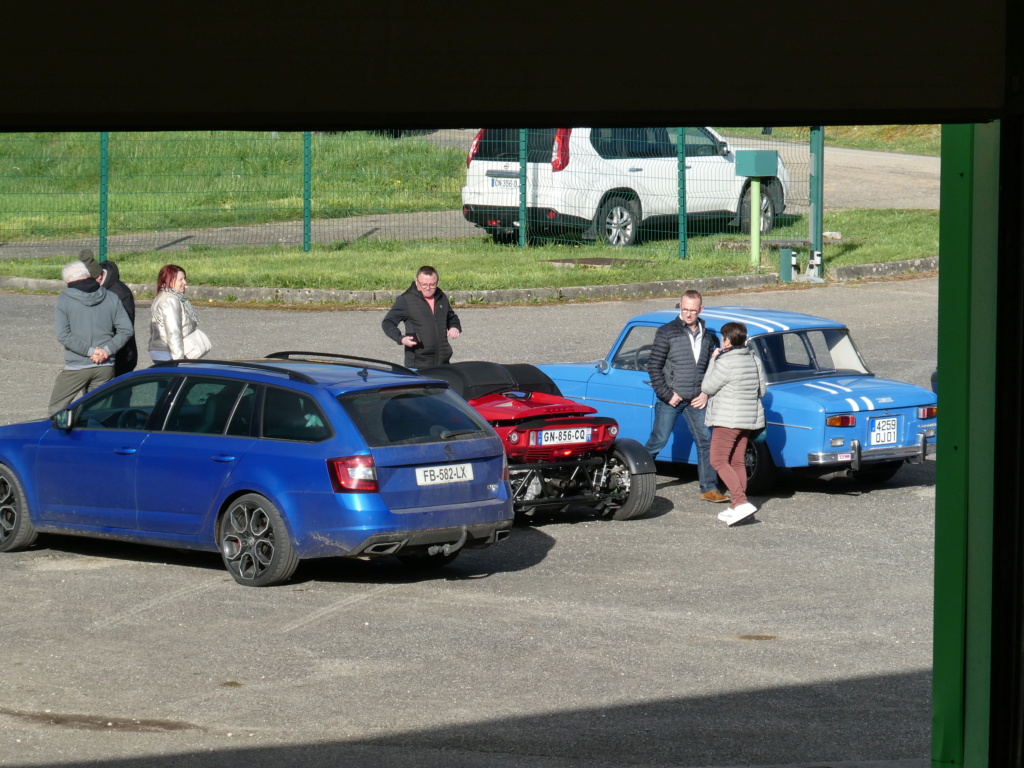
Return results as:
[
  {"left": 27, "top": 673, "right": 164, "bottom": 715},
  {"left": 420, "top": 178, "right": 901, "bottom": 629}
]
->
[
  {"left": 79, "top": 249, "right": 138, "bottom": 376},
  {"left": 381, "top": 266, "right": 462, "bottom": 368},
  {"left": 644, "top": 289, "right": 727, "bottom": 503}
]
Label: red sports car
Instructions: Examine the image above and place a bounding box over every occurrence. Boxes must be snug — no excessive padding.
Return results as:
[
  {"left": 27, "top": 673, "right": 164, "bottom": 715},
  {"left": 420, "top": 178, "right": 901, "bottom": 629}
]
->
[{"left": 419, "top": 362, "right": 656, "bottom": 520}]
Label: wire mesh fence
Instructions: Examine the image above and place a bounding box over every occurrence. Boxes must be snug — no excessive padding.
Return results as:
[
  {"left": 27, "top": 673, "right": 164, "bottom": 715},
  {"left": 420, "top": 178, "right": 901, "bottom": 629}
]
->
[{"left": 0, "top": 128, "right": 809, "bottom": 262}]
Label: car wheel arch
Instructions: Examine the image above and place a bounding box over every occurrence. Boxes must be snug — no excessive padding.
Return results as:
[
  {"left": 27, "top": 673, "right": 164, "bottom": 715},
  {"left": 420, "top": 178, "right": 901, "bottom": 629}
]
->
[
  {"left": 596, "top": 188, "right": 643, "bottom": 219},
  {"left": 214, "top": 487, "right": 296, "bottom": 541}
]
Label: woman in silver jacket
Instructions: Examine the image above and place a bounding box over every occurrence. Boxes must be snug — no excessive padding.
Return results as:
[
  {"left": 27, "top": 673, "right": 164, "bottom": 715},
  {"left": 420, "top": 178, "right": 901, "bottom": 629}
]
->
[
  {"left": 149, "top": 264, "right": 200, "bottom": 361},
  {"left": 701, "top": 321, "right": 767, "bottom": 526}
]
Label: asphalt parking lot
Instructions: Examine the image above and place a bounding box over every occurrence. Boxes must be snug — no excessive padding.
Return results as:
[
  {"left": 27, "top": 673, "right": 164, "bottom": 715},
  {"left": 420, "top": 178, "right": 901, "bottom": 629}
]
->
[{"left": 0, "top": 277, "right": 937, "bottom": 768}]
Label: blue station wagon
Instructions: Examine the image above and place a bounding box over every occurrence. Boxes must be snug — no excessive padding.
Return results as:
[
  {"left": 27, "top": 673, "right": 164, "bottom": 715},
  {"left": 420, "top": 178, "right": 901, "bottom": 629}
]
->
[
  {"left": 0, "top": 353, "right": 513, "bottom": 586},
  {"left": 537, "top": 307, "right": 937, "bottom": 493}
]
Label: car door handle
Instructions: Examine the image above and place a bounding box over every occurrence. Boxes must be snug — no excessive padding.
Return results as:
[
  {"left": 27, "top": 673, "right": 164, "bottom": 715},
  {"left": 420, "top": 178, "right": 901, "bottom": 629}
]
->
[
  {"left": 643, "top": 380, "right": 652, "bottom": 386},
  {"left": 114, "top": 447, "right": 137, "bottom": 455},
  {"left": 628, "top": 167, "right": 643, "bottom": 172},
  {"left": 211, "top": 454, "right": 237, "bottom": 462}
]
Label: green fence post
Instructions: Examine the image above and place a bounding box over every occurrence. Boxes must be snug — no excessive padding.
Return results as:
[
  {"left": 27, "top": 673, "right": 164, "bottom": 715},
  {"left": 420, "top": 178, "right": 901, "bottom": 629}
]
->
[
  {"left": 749, "top": 177, "right": 761, "bottom": 267},
  {"left": 518, "top": 128, "right": 528, "bottom": 248},
  {"left": 303, "top": 131, "right": 311, "bottom": 253},
  {"left": 677, "top": 127, "right": 688, "bottom": 259},
  {"left": 99, "top": 132, "right": 109, "bottom": 260},
  {"left": 809, "top": 126, "right": 824, "bottom": 260}
]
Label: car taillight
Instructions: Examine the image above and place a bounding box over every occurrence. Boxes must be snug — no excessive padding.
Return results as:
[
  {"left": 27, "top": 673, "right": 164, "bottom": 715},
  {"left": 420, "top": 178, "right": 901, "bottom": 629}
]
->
[
  {"left": 502, "top": 453, "right": 509, "bottom": 481},
  {"left": 551, "top": 128, "right": 572, "bottom": 171},
  {"left": 507, "top": 431, "right": 520, "bottom": 444},
  {"left": 608, "top": 424, "right": 618, "bottom": 437},
  {"left": 918, "top": 406, "right": 937, "bottom": 419},
  {"left": 467, "top": 128, "right": 486, "bottom": 167},
  {"left": 826, "top": 415, "right": 856, "bottom": 427},
  {"left": 328, "top": 456, "right": 378, "bottom": 493}
]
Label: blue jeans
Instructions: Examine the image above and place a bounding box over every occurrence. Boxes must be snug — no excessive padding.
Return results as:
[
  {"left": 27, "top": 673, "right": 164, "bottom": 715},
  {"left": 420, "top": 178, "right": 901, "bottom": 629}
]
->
[{"left": 645, "top": 398, "right": 717, "bottom": 493}]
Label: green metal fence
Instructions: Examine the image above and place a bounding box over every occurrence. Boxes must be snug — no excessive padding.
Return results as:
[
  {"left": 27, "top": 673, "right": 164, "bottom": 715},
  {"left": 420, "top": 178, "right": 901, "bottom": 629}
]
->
[{"left": 0, "top": 128, "right": 810, "bottom": 262}]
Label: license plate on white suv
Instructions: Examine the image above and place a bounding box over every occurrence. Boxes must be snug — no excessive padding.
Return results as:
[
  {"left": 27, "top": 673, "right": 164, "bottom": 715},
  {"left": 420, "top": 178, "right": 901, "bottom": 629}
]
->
[
  {"left": 869, "top": 417, "right": 899, "bottom": 446},
  {"left": 416, "top": 463, "right": 474, "bottom": 486},
  {"left": 539, "top": 427, "right": 591, "bottom": 445},
  {"left": 490, "top": 178, "right": 519, "bottom": 189}
]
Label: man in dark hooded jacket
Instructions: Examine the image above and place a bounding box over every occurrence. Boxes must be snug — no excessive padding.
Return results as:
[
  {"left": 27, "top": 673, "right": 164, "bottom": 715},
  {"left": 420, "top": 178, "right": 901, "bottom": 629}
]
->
[
  {"left": 381, "top": 265, "right": 462, "bottom": 368},
  {"left": 79, "top": 250, "right": 138, "bottom": 376},
  {"left": 48, "top": 259, "right": 134, "bottom": 414}
]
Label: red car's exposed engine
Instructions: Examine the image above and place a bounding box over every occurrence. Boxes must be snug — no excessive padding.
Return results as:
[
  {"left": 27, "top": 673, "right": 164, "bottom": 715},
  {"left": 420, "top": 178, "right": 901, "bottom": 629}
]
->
[{"left": 420, "top": 362, "right": 656, "bottom": 520}]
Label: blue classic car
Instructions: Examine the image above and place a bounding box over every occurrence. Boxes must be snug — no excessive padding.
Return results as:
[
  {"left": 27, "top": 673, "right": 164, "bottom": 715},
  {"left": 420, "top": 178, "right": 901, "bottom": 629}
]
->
[{"left": 538, "top": 306, "right": 937, "bottom": 493}]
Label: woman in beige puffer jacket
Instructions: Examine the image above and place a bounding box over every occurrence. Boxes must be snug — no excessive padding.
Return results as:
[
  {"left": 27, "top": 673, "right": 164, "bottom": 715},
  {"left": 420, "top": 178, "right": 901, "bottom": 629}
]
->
[{"left": 702, "top": 321, "right": 767, "bottom": 525}]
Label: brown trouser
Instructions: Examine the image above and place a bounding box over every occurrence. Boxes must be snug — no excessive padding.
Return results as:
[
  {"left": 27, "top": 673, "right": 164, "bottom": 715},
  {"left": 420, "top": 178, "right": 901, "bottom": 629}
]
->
[{"left": 709, "top": 426, "right": 750, "bottom": 507}]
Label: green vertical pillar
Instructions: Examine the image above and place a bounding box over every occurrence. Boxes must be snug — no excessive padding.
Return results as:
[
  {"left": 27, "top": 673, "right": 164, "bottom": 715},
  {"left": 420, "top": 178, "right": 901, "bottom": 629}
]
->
[
  {"left": 809, "top": 126, "right": 824, "bottom": 258},
  {"left": 99, "top": 132, "right": 109, "bottom": 260},
  {"left": 932, "top": 122, "right": 1000, "bottom": 768},
  {"left": 303, "top": 131, "right": 311, "bottom": 253},
  {"left": 518, "top": 128, "right": 528, "bottom": 248},
  {"left": 749, "top": 177, "right": 761, "bottom": 267},
  {"left": 677, "top": 127, "right": 688, "bottom": 259}
]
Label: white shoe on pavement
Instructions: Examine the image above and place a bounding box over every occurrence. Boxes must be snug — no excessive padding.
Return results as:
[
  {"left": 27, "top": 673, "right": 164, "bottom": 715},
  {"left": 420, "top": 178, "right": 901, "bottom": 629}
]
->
[{"left": 725, "top": 503, "right": 757, "bottom": 526}]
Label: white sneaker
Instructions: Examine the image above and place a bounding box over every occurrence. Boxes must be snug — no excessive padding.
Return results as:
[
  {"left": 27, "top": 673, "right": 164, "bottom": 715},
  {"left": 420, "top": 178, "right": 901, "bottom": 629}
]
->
[
  {"left": 726, "top": 503, "right": 757, "bottom": 526},
  {"left": 718, "top": 508, "right": 739, "bottom": 523}
]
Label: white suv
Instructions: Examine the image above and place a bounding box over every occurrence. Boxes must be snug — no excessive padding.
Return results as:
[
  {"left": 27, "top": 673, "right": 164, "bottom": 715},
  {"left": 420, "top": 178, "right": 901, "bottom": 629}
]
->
[{"left": 461, "top": 127, "right": 789, "bottom": 246}]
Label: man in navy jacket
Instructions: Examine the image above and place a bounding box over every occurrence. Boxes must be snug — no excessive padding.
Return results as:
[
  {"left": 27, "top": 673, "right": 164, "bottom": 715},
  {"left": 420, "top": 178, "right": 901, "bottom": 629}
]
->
[{"left": 645, "top": 289, "right": 726, "bottom": 503}]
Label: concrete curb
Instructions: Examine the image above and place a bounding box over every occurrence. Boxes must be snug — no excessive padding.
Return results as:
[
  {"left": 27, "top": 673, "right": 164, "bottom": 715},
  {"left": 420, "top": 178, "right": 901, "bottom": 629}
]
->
[
  {"left": 0, "top": 256, "right": 937, "bottom": 306},
  {"left": 829, "top": 256, "right": 938, "bottom": 281}
]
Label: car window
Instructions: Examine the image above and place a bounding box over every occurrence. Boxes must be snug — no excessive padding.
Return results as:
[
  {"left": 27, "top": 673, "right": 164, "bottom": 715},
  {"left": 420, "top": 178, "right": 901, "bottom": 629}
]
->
[
  {"left": 807, "top": 329, "right": 870, "bottom": 374},
  {"left": 474, "top": 128, "right": 557, "bottom": 163},
  {"left": 338, "top": 386, "right": 491, "bottom": 447},
  {"left": 612, "top": 326, "right": 659, "bottom": 371},
  {"left": 262, "top": 387, "right": 330, "bottom": 442},
  {"left": 751, "top": 330, "right": 870, "bottom": 382},
  {"left": 76, "top": 375, "right": 174, "bottom": 431},
  {"left": 590, "top": 127, "right": 660, "bottom": 160},
  {"left": 226, "top": 384, "right": 257, "bottom": 437},
  {"left": 164, "top": 377, "right": 246, "bottom": 435},
  {"left": 591, "top": 127, "right": 719, "bottom": 160},
  {"left": 684, "top": 127, "right": 721, "bottom": 158}
]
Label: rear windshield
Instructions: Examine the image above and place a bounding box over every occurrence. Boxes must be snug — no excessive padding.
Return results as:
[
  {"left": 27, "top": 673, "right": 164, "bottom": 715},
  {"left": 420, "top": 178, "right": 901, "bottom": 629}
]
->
[
  {"left": 474, "top": 128, "right": 557, "bottom": 163},
  {"left": 337, "top": 386, "right": 493, "bottom": 447},
  {"left": 749, "top": 329, "right": 870, "bottom": 383}
]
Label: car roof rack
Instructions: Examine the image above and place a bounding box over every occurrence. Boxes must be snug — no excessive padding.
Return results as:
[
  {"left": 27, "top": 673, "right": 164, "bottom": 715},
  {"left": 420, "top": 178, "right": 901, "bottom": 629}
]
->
[
  {"left": 151, "top": 359, "right": 318, "bottom": 385},
  {"left": 265, "top": 351, "right": 418, "bottom": 377}
]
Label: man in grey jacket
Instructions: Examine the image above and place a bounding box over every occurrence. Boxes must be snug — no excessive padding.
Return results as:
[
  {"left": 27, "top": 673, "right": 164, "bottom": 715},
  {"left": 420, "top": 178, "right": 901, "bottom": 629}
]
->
[
  {"left": 644, "top": 289, "right": 726, "bottom": 503},
  {"left": 47, "top": 260, "right": 134, "bottom": 414}
]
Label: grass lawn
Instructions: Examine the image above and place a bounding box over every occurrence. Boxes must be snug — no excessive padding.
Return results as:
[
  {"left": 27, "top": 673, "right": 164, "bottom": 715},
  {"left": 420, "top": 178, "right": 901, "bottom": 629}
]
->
[{"left": 0, "top": 209, "right": 938, "bottom": 300}]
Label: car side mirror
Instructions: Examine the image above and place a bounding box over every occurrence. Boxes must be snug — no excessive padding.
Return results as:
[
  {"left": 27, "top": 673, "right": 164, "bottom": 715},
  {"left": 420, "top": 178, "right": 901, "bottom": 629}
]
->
[
  {"left": 597, "top": 360, "right": 610, "bottom": 374},
  {"left": 51, "top": 409, "right": 74, "bottom": 431},
  {"left": 718, "top": 140, "right": 731, "bottom": 156}
]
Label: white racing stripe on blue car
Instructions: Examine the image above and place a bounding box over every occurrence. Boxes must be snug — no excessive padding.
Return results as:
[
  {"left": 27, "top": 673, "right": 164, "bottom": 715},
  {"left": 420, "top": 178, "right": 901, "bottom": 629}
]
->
[
  {"left": 804, "top": 382, "right": 840, "bottom": 394},
  {"left": 701, "top": 311, "right": 785, "bottom": 334},
  {"left": 860, "top": 396, "right": 875, "bottom": 409},
  {"left": 844, "top": 398, "right": 861, "bottom": 411}
]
